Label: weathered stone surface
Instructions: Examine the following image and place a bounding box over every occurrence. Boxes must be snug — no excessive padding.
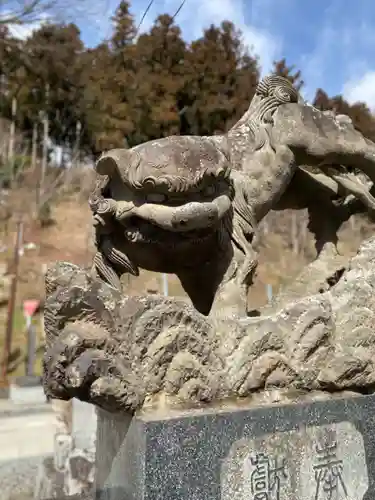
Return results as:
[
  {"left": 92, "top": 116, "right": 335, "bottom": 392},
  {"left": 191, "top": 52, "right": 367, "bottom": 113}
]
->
[
  {"left": 87, "top": 74, "right": 375, "bottom": 317},
  {"left": 43, "top": 236, "right": 375, "bottom": 413},
  {"left": 96, "top": 392, "right": 375, "bottom": 500}
]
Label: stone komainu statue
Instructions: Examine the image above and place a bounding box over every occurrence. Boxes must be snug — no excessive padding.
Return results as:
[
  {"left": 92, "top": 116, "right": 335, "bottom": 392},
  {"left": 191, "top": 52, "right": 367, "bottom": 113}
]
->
[
  {"left": 43, "top": 75, "right": 375, "bottom": 413},
  {"left": 88, "top": 75, "right": 375, "bottom": 316}
]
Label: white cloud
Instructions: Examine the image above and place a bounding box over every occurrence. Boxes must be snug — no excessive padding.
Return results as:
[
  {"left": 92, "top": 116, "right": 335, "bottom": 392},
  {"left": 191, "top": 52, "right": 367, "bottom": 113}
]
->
[
  {"left": 343, "top": 71, "right": 375, "bottom": 110},
  {"left": 5, "top": 1, "right": 109, "bottom": 42},
  {"left": 184, "top": 0, "right": 279, "bottom": 74},
  {"left": 299, "top": 24, "right": 336, "bottom": 102},
  {"left": 297, "top": 0, "right": 375, "bottom": 106},
  {"left": 7, "top": 14, "right": 49, "bottom": 40},
  {"left": 7, "top": 22, "right": 40, "bottom": 40}
]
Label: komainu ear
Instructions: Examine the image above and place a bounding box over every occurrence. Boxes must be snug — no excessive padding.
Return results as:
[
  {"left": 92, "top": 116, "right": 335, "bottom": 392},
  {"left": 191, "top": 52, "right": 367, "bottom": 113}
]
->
[{"left": 95, "top": 149, "right": 132, "bottom": 178}]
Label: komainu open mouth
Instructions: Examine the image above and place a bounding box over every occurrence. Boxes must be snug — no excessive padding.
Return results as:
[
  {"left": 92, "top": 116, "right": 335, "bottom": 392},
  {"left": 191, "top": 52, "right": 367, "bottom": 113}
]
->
[{"left": 122, "top": 216, "right": 217, "bottom": 245}]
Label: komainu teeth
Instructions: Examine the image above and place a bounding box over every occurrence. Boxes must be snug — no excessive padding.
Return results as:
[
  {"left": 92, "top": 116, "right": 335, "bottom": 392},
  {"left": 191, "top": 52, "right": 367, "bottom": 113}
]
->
[
  {"left": 93, "top": 214, "right": 106, "bottom": 227},
  {"left": 101, "top": 238, "right": 139, "bottom": 276},
  {"left": 93, "top": 251, "right": 121, "bottom": 290}
]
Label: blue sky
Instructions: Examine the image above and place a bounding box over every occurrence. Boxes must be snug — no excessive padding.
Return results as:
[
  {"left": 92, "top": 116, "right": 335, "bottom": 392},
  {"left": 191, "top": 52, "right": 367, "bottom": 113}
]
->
[{"left": 8, "top": 0, "right": 375, "bottom": 108}]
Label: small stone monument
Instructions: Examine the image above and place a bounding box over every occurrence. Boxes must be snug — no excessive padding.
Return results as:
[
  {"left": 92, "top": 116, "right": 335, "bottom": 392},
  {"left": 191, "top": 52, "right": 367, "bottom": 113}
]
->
[
  {"left": 34, "top": 399, "right": 97, "bottom": 499},
  {"left": 42, "top": 74, "right": 375, "bottom": 499}
]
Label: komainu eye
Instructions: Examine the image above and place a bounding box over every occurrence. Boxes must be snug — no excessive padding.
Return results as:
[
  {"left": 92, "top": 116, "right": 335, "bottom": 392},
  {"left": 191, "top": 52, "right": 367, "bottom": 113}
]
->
[
  {"left": 203, "top": 185, "right": 215, "bottom": 196},
  {"left": 146, "top": 192, "right": 167, "bottom": 203}
]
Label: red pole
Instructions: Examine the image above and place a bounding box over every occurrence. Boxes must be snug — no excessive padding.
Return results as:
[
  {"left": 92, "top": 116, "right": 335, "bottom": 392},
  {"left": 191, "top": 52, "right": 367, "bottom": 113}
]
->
[{"left": 1, "top": 217, "right": 23, "bottom": 387}]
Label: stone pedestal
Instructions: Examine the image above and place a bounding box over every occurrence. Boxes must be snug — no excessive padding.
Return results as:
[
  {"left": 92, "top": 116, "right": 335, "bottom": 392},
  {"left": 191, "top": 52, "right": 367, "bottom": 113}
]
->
[
  {"left": 95, "top": 409, "right": 132, "bottom": 493},
  {"left": 96, "top": 393, "right": 374, "bottom": 500}
]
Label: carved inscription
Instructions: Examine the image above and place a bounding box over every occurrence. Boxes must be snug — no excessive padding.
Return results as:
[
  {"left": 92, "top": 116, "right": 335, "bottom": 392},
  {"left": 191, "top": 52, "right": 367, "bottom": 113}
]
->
[
  {"left": 221, "top": 421, "right": 368, "bottom": 500},
  {"left": 246, "top": 451, "right": 287, "bottom": 500},
  {"left": 300, "top": 422, "right": 368, "bottom": 500},
  {"left": 313, "top": 429, "right": 347, "bottom": 500}
]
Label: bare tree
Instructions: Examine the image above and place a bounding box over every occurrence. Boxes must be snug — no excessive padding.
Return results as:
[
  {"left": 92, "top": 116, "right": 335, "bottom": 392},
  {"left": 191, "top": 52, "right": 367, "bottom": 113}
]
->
[
  {"left": 0, "top": 0, "right": 112, "bottom": 32},
  {"left": 0, "top": 0, "right": 54, "bottom": 25}
]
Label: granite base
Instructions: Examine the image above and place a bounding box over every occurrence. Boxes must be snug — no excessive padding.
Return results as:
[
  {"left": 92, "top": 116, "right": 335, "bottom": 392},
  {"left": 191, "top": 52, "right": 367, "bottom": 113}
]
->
[{"left": 96, "top": 393, "right": 375, "bottom": 500}]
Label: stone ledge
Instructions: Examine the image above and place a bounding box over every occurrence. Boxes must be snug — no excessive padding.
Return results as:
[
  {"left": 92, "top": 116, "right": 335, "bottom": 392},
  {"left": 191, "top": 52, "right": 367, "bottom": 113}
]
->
[{"left": 43, "top": 237, "right": 375, "bottom": 413}]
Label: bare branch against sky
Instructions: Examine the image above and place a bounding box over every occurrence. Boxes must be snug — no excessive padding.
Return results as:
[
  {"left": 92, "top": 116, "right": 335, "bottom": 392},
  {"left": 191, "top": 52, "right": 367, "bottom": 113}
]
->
[{"left": 0, "top": 0, "right": 112, "bottom": 27}]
